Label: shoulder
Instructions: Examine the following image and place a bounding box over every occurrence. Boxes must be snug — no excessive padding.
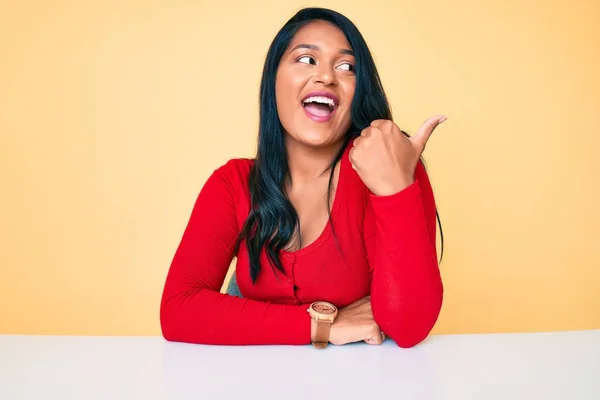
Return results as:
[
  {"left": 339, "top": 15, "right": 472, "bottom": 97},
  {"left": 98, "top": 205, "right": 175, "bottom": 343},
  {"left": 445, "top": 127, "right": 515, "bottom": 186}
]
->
[
  {"left": 340, "top": 141, "right": 368, "bottom": 192},
  {"left": 204, "top": 156, "right": 254, "bottom": 196},
  {"left": 214, "top": 156, "right": 254, "bottom": 179}
]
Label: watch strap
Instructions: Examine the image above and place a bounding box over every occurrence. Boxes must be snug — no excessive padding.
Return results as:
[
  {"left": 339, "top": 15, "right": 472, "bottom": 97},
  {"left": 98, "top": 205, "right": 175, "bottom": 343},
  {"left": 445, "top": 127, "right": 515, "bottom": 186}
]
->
[{"left": 313, "top": 318, "right": 332, "bottom": 348}]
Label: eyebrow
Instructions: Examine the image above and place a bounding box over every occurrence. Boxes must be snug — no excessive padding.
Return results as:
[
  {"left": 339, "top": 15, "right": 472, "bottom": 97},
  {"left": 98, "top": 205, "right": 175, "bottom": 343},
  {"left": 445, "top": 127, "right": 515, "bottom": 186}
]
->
[{"left": 290, "top": 43, "right": 354, "bottom": 56}]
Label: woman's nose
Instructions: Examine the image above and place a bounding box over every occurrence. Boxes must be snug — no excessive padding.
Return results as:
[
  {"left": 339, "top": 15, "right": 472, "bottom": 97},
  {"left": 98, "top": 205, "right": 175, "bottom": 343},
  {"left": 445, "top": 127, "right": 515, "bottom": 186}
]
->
[{"left": 312, "top": 65, "right": 337, "bottom": 87}]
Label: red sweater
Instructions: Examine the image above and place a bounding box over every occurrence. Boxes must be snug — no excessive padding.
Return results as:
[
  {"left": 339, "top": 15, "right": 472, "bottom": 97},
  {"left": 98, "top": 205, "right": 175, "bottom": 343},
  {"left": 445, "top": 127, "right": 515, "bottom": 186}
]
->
[{"left": 160, "top": 144, "right": 443, "bottom": 347}]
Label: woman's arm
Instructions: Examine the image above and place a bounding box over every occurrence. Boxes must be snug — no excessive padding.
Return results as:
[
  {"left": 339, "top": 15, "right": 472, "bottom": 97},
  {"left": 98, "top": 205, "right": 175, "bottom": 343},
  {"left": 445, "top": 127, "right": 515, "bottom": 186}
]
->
[
  {"left": 364, "top": 161, "right": 443, "bottom": 348},
  {"left": 160, "top": 163, "right": 311, "bottom": 345}
]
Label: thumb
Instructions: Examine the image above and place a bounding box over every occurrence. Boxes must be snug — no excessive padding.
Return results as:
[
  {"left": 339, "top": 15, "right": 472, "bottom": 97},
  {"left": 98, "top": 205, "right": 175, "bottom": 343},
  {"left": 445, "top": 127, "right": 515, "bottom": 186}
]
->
[{"left": 411, "top": 115, "right": 447, "bottom": 153}]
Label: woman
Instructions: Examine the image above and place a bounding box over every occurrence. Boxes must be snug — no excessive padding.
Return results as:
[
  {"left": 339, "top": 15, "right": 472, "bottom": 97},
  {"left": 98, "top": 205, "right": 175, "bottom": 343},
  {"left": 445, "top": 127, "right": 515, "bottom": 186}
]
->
[{"left": 160, "top": 7, "right": 446, "bottom": 348}]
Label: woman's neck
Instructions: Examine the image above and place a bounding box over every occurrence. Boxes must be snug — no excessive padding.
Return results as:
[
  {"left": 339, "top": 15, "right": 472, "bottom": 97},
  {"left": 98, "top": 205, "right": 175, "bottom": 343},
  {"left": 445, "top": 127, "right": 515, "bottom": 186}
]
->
[{"left": 284, "top": 139, "right": 345, "bottom": 186}]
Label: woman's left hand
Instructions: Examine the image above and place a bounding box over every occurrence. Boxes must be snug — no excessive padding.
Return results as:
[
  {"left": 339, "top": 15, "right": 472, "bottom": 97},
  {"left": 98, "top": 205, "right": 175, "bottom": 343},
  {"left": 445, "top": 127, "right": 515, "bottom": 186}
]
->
[{"left": 349, "top": 115, "right": 447, "bottom": 196}]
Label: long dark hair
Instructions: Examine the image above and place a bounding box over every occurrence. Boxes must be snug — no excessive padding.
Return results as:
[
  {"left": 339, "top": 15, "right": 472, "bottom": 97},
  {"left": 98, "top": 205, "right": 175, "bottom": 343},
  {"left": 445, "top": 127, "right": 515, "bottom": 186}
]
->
[{"left": 234, "top": 7, "right": 444, "bottom": 284}]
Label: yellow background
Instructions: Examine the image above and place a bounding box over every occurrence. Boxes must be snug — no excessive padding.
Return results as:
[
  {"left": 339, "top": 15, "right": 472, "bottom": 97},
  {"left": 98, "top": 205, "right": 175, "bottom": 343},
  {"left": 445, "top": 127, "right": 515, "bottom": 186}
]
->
[{"left": 2, "top": 0, "right": 599, "bottom": 336}]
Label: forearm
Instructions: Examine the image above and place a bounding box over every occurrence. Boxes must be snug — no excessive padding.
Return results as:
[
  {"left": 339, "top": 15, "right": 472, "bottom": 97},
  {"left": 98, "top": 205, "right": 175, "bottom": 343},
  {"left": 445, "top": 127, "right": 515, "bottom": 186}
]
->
[
  {"left": 368, "top": 180, "right": 443, "bottom": 347},
  {"left": 160, "top": 286, "right": 312, "bottom": 345}
]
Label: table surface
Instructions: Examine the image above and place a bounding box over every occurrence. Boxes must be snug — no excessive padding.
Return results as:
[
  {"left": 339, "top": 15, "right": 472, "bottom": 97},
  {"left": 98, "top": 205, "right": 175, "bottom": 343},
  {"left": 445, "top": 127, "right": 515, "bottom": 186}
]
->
[{"left": 1, "top": 330, "right": 599, "bottom": 400}]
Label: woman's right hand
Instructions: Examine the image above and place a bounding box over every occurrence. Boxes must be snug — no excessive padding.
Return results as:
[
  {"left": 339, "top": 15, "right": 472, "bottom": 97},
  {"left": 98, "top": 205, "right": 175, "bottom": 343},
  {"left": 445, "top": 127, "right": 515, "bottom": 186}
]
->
[{"left": 328, "top": 296, "right": 385, "bottom": 346}]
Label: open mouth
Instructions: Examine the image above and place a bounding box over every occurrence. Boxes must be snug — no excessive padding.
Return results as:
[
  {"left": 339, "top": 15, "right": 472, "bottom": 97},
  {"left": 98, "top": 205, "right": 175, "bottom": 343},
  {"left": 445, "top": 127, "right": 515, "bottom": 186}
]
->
[{"left": 301, "top": 93, "right": 339, "bottom": 121}]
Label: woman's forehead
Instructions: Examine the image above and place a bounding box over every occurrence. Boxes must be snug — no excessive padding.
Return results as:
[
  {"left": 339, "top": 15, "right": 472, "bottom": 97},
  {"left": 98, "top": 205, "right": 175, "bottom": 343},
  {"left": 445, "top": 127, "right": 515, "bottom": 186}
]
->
[{"left": 289, "top": 21, "right": 352, "bottom": 51}]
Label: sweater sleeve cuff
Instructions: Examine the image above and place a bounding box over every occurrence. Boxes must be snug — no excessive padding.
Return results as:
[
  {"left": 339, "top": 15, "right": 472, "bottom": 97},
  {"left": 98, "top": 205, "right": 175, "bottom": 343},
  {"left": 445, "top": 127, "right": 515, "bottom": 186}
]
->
[
  {"left": 368, "top": 178, "right": 422, "bottom": 212},
  {"left": 279, "top": 303, "right": 312, "bottom": 345},
  {"left": 368, "top": 179, "right": 432, "bottom": 251}
]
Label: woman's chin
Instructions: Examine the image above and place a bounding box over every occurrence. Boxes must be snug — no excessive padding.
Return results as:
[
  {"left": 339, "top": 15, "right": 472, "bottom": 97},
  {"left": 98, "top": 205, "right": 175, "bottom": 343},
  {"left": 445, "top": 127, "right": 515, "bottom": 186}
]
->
[
  {"left": 290, "top": 127, "right": 339, "bottom": 147},
  {"left": 299, "top": 134, "right": 335, "bottom": 147}
]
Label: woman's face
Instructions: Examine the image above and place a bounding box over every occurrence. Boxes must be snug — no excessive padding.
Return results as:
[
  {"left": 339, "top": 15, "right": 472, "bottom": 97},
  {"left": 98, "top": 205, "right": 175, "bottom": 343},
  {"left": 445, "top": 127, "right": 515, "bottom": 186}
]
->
[{"left": 275, "top": 20, "right": 356, "bottom": 149}]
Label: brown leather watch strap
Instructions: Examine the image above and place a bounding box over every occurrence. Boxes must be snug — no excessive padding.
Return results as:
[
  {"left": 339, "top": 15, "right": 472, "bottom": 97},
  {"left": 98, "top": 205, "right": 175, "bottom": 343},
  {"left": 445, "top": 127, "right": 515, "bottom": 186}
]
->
[{"left": 313, "top": 319, "right": 332, "bottom": 349}]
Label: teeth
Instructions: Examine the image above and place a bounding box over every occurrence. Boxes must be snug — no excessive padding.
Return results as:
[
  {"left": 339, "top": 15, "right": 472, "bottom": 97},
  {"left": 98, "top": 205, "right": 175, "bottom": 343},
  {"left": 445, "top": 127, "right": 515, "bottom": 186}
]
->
[{"left": 302, "top": 95, "right": 336, "bottom": 108}]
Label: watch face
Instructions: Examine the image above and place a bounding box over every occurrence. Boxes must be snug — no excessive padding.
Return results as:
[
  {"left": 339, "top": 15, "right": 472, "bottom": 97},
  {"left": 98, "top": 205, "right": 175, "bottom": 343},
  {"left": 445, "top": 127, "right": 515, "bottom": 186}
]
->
[{"left": 313, "top": 302, "right": 336, "bottom": 315}]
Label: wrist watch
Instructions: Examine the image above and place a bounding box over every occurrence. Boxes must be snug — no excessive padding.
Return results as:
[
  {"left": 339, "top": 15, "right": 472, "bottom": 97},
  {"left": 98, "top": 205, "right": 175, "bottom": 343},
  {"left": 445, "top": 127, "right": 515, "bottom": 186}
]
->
[{"left": 307, "top": 301, "right": 338, "bottom": 349}]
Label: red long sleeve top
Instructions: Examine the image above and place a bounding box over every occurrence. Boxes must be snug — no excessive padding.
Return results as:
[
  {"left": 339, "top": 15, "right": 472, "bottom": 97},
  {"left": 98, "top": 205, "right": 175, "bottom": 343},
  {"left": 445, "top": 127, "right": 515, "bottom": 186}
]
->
[{"left": 160, "top": 143, "right": 443, "bottom": 348}]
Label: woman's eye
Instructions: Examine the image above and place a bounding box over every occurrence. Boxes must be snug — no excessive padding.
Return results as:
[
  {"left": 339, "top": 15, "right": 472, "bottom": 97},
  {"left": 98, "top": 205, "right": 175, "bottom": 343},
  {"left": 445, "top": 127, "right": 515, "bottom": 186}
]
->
[
  {"left": 297, "top": 56, "right": 315, "bottom": 65},
  {"left": 338, "top": 63, "right": 355, "bottom": 72}
]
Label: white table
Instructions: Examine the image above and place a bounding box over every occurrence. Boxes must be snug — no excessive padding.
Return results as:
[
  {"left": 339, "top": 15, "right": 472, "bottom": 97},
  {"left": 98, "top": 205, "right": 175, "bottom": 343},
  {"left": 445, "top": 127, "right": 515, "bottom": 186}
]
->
[{"left": 1, "top": 330, "right": 599, "bottom": 400}]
